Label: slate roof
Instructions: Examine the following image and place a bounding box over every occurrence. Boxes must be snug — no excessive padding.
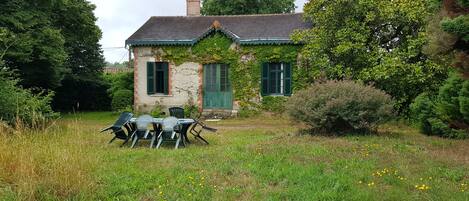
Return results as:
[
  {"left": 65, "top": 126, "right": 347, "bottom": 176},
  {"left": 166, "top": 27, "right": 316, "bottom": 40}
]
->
[{"left": 126, "top": 13, "right": 311, "bottom": 46}]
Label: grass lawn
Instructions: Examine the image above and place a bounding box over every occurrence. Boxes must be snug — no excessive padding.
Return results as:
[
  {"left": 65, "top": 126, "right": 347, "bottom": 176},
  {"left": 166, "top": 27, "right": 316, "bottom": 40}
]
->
[{"left": 0, "top": 112, "right": 468, "bottom": 200}]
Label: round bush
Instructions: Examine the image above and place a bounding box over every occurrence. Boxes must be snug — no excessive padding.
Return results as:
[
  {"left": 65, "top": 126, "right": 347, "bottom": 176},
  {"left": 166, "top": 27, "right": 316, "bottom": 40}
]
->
[
  {"left": 111, "top": 89, "right": 133, "bottom": 111},
  {"left": 287, "top": 80, "right": 394, "bottom": 133}
]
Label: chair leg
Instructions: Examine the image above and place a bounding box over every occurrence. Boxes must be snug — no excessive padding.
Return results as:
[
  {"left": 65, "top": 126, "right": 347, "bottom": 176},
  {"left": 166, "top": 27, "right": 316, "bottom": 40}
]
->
[
  {"left": 131, "top": 135, "right": 139, "bottom": 148},
  {"left": 171, "top": 131, "right": 176, "bottom": 139},
  {"left": 175, "top": 134, "right": 181, "bottom": 149},
  {"left": 196, "top": 135, "right": 210, "bottom": 145},
  {"left": 150, "top": 132, "right": 158, "bottom": 148},
  {"left": 108, "top": 136, "right": 117, "bottom": 144},
  {"left": 121, "top": 138, "right": 130, "bottom": 147},
  {"left": 156, "top": 137, "right": 164, "bottom": 149}
]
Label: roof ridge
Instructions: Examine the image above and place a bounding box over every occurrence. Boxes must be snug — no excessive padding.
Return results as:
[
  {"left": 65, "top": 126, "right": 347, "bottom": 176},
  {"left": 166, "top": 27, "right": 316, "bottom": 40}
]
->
[{"left": 150, "top": 13, "right": 303, "bottom": 18}]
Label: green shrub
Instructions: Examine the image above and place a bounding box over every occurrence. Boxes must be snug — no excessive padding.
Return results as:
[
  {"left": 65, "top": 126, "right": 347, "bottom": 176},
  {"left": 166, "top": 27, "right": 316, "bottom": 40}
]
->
[
  {"left": 103, "top": 72, "right": 134, "bottom": 112},
  {"left": 111, "top": 90, "right": 133, "bottom": 111},
  {"left": 103, "top": 72, "right": 134, "bottom": 96},
  {"left": 0, "top": 69, "right": 57, "bottom": 128},
  {"left": 261, "top": 96, "right": 288, "bottom": 113},
  {"left": 287, "top": 80, "right": 394, "bottom": 133},
  {"left": 410, "top": 93, "right": 437, "bottom": 135},
  {"left": 459, "top": 80, "right": 469, "bottom": 122},
  {"left": 411, "top": 74, "right": 469, "bottom": 139},
  {"left": 436, "top": 74, "right": 464, "bottom": 121},
  {"left": 150, "top": 104, "right": 165, "bottom": 118},
  {"left": 184, "top": 104, "right": 200, "bottom": 119}
]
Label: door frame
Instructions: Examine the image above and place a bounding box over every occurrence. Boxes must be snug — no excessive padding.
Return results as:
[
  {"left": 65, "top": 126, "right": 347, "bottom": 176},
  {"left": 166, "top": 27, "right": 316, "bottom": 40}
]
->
[{"left": 202, "top": 63, "right": 233, "bottom": 110}]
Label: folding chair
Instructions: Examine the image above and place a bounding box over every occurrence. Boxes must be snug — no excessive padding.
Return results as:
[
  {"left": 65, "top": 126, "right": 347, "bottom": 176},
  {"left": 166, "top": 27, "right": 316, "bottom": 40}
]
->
[
  {"left": 188, "top": 120, "right": 217, "bottom": 145},
  {"left": 100, "top": 112, "right": 134, "bottom": 146},
  {"left": 130, "top": 115, "right": 154, "bottom": 148}
]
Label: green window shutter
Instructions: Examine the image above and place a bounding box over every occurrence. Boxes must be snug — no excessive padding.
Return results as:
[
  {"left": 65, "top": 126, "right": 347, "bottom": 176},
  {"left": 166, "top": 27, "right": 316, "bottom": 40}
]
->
[
  {"left": 163, "top": 62, "right": 169, "bottom": 95},
  {"left": 261, "top": 63, "right": 269, "bottom": 96},
  {"left": 284, "top": 63, "right": 292, "bottom": 96},
  {"left": 147, "top": 62, "right": 155, "bottom": 95}
]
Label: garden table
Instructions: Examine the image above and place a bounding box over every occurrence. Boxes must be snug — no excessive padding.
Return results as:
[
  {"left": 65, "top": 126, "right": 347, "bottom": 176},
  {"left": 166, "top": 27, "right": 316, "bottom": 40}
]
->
[{"left": 129, "top": 117, "right": 195, "bottom": 146}]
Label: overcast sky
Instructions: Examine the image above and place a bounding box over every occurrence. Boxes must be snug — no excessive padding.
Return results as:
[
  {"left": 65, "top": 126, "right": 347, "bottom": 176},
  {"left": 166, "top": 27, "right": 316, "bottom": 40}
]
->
[{"left": 88, "top": 0, "right": 309, "bottom": 63}]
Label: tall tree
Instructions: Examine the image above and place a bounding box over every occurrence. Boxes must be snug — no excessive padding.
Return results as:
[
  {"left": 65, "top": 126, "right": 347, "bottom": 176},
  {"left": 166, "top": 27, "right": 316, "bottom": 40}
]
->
[
  {"left": 51, "top": 0, "right": 109, "bottom": 111},
  {"left": 293, "top": 0, "right": 448, "bottom": 112},
  {"left": 53, "top": 0, "right": 105, "bottom": 78},
  {"left": 0, "top": 0, "right": 68, "bottom": 89},
  {"left": 201, "top": 0, "right": 296, "bottom": 15}
]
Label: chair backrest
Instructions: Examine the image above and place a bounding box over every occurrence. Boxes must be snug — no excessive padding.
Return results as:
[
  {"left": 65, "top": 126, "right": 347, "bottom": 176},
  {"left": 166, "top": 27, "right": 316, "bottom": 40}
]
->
[
  {"left": 114, "top": 112, "right": 133, "bottom": 127},
  {"left": 162, "top": 116, "right": 179, "bottom": 132},
  {"left": 136, "top": 115, "right": 153, "bottom": 131},
  {"left": 169, "top": 107, "right": 185, "bottom": 119}
]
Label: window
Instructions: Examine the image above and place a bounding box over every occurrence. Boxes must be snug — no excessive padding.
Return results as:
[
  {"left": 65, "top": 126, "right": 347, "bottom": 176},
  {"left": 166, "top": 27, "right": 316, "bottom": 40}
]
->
[
  {"left": 261, "top": 62, "right": 292, "bottom": 96},
  {"left": 147, "top": 62, "right": 169, "bottom": 95}
]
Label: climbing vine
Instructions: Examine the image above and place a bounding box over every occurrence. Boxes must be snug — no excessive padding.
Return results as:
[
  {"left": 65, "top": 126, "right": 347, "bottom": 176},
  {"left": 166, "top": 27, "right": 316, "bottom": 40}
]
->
[{"left": 153, "top": 32, "right": 303, "bottom": 114}]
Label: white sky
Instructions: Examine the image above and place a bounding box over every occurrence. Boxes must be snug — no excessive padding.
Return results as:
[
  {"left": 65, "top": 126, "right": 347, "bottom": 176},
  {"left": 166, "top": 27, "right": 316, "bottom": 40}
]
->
[{"left": 88, "top": 0, "right": 309, "bottom": 63}]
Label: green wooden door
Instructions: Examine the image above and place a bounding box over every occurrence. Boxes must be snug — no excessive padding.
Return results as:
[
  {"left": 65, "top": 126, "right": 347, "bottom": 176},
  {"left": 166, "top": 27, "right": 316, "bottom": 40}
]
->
[{"left": 203, "top": 64, "right": 233, "bottom": 109}]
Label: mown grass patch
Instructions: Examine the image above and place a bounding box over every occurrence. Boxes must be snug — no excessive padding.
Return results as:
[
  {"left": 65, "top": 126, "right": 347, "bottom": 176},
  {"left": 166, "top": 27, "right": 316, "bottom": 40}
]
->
[{"left": 0, "top": 112, "right": 468, "bottom": 200}]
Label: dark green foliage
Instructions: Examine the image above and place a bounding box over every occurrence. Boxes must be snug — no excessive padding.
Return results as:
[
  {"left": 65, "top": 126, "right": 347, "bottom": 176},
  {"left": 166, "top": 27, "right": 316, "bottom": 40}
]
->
[
  {"left": 0, "top": 0, "right": 68, "bottom": 89},
  {"left": 201, "top": 0, "right": 295, "bottom": 15},
  {"left": 410, "top": 93, "right": 437, "bottom": 134},
  {"left": 0, "top": 68, "right": 57, "bottom": 127},
  {"left": 184, "top": 104, "right": 200, "bottom": 119},
  {"left": 459, "top": 81, "right": 469, "bottom": 121},
  {"left": 441, "top": 15, "right": 469, "bottom": 42},
  {"left": 53, "top": 0, "right": 105, "bottom": 77},
  {"left": 103, "top": 72, "right": 134, "bottom": 97},
  {"left": 0, "top": 0, "right": 105, "bottom": 112},
  {"left": 111, "top": 90, "right": 133, "bottom": 111},
  {"left": 52, "top": 75, "right": 111, "bottom": 111},
  {"left": 411, "top": 74, "right": 469, "bottom": 139},
  {"left": 103, "top": 72, "right": 134, "bottom": 111},
  {"left": 294, "top": 0, "right": 448, "bottom": 113},
  {"left": 287, "top": 80, "right": 394, "bottom": 133},
  {"left": 427, "top": 0, "right": 468, "bottom": 78},
  {"left": 437, "top": 74, "right": 464, "bottom": 120},
  {"left": 261, "top": 96, "right": 288, "bottom": 113}
]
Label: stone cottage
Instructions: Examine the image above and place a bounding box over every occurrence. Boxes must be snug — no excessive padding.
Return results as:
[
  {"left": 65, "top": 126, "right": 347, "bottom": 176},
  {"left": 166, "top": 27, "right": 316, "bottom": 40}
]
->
[{"left": 126, "top": 0, "right": 311, "bottom": 115}]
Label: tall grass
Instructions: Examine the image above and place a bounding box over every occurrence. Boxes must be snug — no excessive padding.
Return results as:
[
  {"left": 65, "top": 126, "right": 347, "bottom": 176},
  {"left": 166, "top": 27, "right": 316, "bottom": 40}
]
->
[
  {"left": 0, "top": 119, "right": 100, "bottom": 200},
  {"left": 0, "top": 113, "right": 468, "bottom": 200}
]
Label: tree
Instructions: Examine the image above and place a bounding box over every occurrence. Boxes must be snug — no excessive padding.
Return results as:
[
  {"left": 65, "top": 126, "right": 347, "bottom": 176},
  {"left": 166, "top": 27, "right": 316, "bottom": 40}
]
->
[
  {"left": 426, "top": 0, "right": 468, "bottom": 78},
  {"left": 201, "top": 0, "right": 295, "bottom": 15},
  {"left": 0, "top": 0, "right": 68, "bottom": 89},
  {"left": 293, "top": 0, "right": 448, "bottom": 113},
  {"left": 51, "top": 0, "right": 109, "bottom": 111}
]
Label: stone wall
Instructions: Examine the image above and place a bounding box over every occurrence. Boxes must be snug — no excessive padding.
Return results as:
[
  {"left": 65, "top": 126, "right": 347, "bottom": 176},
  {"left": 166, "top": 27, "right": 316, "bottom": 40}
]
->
[{"left": 134, "top": 47, "right": 200, "bottom": 113}]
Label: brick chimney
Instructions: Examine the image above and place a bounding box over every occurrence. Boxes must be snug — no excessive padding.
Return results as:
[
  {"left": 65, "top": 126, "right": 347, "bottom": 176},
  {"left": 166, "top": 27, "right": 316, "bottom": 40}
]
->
[{"left": 187, "top": 0, "right": 201, "bottom": 16}]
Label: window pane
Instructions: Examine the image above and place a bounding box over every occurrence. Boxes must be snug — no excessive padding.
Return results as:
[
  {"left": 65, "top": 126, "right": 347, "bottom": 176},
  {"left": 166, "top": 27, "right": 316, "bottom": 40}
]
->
[
  {"left": 220, "top": 65, "right": 229, "bottom": 92},
  {"left": 269, "top": 69, "right": 277, "bottom": 94},
  {"left": 156, "top": 70, "right": 165, "bottom": 93}
]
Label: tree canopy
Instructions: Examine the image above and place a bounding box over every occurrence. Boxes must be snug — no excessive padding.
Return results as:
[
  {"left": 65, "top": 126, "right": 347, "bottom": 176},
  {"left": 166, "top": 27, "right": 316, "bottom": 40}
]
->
[
  {"left": 201, "top": 0, "right": 296, "bottom": 15},
  {"left": 0, "top": 0, "right": 104, "bottom": 90},
  {"left": 293, "top": 0, "right": 448, "bottom": 112}
]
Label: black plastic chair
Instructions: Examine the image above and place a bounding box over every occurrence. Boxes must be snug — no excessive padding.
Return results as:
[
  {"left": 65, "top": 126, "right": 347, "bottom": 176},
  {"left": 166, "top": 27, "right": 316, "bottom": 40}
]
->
[
  {"left": 152, "top": 117, "right": 184, "bottom": 149},
  {"left": 169, "top": 107, "right": 185, "bottom": 118},
  {"left": 169, "top": 106, "right": 193, "bottom": 142},
  {"left": 130, "top": 115, "right": 155, "bottom": 148},
  {"left": 100, "top": 112, "right": 134, "bottom": 146}
]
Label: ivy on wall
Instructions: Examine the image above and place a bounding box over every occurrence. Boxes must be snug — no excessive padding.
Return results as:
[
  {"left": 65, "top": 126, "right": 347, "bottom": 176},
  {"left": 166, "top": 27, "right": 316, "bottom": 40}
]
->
[{"left": 151, "top": 32, "right": 303, "bottom": 114}]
